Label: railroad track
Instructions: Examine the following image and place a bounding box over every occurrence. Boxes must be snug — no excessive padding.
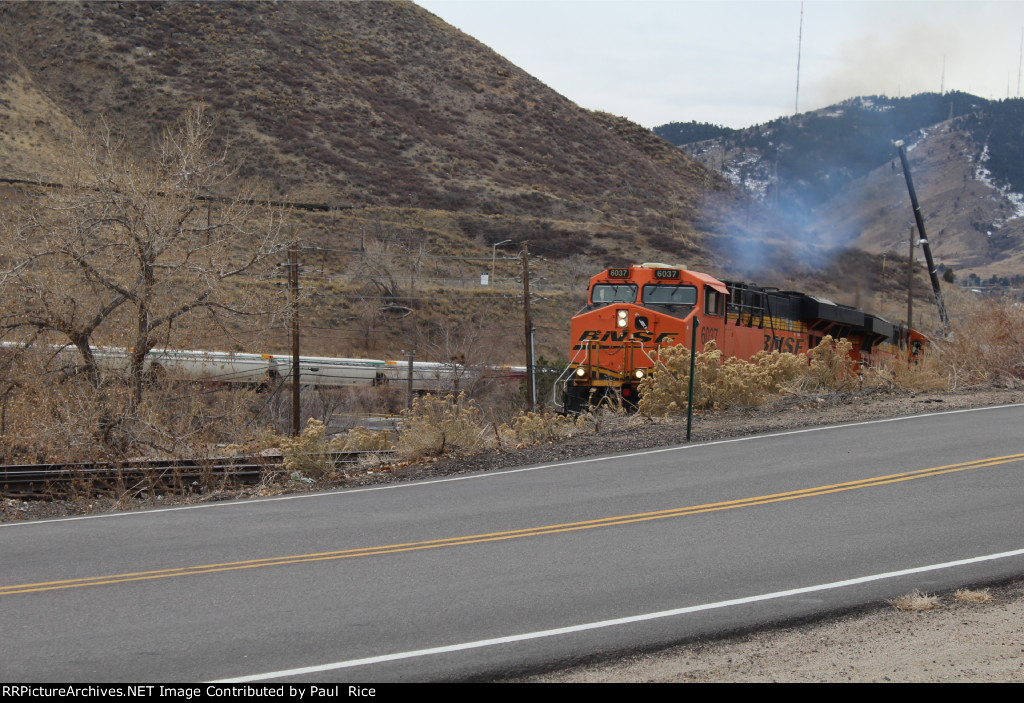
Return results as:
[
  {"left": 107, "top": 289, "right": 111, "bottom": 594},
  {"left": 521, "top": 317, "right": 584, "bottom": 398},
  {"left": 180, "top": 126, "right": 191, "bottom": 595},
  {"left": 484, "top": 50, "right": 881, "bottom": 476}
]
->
[{"left": 0, "top": 451, "right": 393, "bottom": 499}]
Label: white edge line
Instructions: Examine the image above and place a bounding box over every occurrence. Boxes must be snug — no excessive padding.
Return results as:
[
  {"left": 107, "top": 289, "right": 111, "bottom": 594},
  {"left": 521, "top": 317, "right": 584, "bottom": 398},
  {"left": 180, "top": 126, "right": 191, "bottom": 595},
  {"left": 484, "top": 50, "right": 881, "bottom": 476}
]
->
[
  {"left": 5, "top": 402, "right": 1023, "bottom": 528},
  {"left": 210, "top": 546, "right": 1024, "bottom": 682}
]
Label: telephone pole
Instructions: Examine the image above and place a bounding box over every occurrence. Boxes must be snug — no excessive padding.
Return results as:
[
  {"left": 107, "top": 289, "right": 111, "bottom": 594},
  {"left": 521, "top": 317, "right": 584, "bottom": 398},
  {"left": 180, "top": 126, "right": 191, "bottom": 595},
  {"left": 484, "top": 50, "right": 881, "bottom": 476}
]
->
[
  {"left": 908, "top": 226, "right": 915, "bottom": 331},
  {"left": 521, "top": 242, "right": 535, "bottom": 411},
  {"left": 288, "top": 240, "right": 301, "bottom": 436}
]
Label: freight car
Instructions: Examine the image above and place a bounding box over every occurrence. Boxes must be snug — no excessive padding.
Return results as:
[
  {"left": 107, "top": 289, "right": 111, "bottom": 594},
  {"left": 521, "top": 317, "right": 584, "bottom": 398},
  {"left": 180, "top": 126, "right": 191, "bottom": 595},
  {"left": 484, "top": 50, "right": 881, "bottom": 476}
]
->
[
  {"left": 140, "top": 349, "right": 525, "bottom": 390},
  {"left": 1, "top": 343, "right": 524, "bottom": 391},
  {"left": 554, "top": 263, "right": 925, "bottom": 413}
]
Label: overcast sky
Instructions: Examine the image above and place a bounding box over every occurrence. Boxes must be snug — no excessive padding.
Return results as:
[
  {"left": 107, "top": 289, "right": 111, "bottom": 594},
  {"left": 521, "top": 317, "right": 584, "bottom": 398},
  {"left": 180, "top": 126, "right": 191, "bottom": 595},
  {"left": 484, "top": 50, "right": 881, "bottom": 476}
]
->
[{"left": 417, "top": 0, "right": 1024, "bottom": 129}]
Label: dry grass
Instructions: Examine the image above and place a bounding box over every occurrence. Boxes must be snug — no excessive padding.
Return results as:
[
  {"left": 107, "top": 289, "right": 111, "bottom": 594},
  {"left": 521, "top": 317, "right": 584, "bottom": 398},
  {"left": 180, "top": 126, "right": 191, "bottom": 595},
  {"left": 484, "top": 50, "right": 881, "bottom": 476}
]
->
[
  {"left": 865, "top": 352, "right": 950, "bottom": 392},
  {"left": 888, "top": 589, "right": 941, "bottom": 612},
  {"left": 930, "top": 290, "right": 1024, "bottom": 387},
  {"left": 953, "top": 588, "right": 995, "bottom": 604}
]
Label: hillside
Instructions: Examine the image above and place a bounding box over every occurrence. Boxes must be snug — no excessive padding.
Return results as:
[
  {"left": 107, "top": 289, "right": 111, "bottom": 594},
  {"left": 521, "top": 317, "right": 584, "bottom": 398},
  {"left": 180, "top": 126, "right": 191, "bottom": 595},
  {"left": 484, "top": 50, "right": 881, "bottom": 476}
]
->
[
  {"left": 0, "top": 0, "right": 831, "bottom": 362},
  {"left": 664, "top": 94, "right": 1024, "bottom": 282}
]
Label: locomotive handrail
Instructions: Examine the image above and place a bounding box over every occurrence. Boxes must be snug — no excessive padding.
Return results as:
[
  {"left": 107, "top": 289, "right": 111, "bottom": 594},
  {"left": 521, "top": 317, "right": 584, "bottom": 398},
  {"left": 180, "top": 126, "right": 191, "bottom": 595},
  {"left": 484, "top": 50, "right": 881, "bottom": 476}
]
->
[{"left": 552, "top": 342, "right": 591, "bottom": 411}]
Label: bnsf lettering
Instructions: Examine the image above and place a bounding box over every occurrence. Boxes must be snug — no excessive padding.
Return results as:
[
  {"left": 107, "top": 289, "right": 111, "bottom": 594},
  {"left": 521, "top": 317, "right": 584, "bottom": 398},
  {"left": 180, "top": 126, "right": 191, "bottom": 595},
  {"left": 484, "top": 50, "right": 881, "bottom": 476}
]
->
[
  {"left": 763, "top": 335, "right": 804, "bottom": 354},
  {"left": 576, "top": 331, "right": 678, "bottom": 344},
  {"left": 575, "top": 330, "right": 627, "bottom": 343}
]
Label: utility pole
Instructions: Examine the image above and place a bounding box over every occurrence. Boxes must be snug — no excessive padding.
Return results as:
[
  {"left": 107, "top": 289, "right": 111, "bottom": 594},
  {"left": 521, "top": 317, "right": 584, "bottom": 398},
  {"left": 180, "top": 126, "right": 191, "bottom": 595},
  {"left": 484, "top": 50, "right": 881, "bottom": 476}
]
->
[
  {"left": 402, "top": 348, "right": 416, "bottom": 411},
  {"left": 521, "top": 242, "right": 535, "bottom": 411},
  {"left": 908, "top": 226, "right": 915, "bottom": 331},
  {"left": 893, "top": 140, "right": 949, "bottom": 330},
  {"left": 289, "top": 240, "right": 301, "bottom": 436}
]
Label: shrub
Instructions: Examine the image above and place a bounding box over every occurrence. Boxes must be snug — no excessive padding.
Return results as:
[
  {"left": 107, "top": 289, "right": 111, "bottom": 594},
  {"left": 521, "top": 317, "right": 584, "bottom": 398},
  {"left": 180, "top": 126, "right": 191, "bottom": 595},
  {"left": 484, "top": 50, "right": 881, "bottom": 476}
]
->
[
  {"left": 340, "top": 426, "right": 394, "bottom": 452},
  {"left": 503, "top": 410, "right": 591, "bottom": 447},
  {"left": 279, "top": 418, "right": 332, "bottom": 478},
  {"left": 396, "top": 393, "right": 489, "bottom": 460},
  {"left": 865, "top": 353, "right": 949, "bottom": 392},
  {"left": 638, "top": 340, "right": 809, "bottom": 415},
  {"left": 930, "top": 295, "right": 1024, "bottom": 386},
  {"left": 636, "top": 336, "right": 860, "bottom": 416},
  {"left": 803, "top": 335, "right": 856, "bottom": 391}
]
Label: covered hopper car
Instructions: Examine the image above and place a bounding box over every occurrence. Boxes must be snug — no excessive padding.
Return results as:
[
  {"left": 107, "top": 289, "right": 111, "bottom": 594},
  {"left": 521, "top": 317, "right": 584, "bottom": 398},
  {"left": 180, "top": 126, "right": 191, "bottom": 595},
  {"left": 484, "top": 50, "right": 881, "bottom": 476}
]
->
[
  {"left": 1, "top": 343, "right": 524, "bottom": 392},
  {"left": 554, "top": 263, "right": 925, "bottom": 413}
]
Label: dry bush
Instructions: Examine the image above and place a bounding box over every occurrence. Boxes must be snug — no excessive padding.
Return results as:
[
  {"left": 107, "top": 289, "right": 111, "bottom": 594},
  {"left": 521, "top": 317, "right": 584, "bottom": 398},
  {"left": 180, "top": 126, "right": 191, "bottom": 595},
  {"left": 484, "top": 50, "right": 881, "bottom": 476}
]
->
[
  {"left": 636, "top": 343, "right": 719, "bottom": 416},
  {"left": 929, "top": 293, "right": 1024, "bottom": 387},
  {"left": 865, "top": 352, "right": 949, "bottom": 392},
  {"left": 0, "top": 345, "right": 270, "bottom": 463},
  {"left": 953, "top": 588, "right": 995, "bottom": 604},
  {"left": 803, "top": 335, "right": 856, "bottom": 391},
  {"left": 888, "top": 589, "right": 941, "bottom": 611},
  {"left": 502, "top": 410, "right": 592, "bottom": 447},
  {"left": 340, "top": 426, "right": 394, "bottom": 452},
  {"left": 396, "top": 393, "right": 490, "bottom": 460},
  {"left": 279, "top": 418, "right": 332, "bottom": 478},
  {"left": 637, "top": 340, "right": 827, "bottom": 416}
]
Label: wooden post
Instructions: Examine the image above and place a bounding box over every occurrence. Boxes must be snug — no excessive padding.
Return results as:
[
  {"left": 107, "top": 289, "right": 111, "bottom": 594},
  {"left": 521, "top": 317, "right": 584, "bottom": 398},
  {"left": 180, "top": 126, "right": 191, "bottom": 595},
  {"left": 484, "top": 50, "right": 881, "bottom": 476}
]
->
[
  {"left": 522, "top": 243, "right": 535, "bottom": 411},
  {"left": 290, "top": 241, "right": 301, "bottom": 436}
]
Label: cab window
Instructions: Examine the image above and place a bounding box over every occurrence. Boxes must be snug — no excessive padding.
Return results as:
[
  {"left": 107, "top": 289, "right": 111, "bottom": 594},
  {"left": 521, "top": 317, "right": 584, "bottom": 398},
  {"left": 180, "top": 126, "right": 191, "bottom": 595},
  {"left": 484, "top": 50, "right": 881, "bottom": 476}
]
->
[
  {"left": 705, "top": 288, "right": 722, "bottom": 316},
  {"left": 591, "top": 283, "right": 638, "bottom": 304},
  {"left": 642, "top": 284, "right": 697, "bottom": 306}
]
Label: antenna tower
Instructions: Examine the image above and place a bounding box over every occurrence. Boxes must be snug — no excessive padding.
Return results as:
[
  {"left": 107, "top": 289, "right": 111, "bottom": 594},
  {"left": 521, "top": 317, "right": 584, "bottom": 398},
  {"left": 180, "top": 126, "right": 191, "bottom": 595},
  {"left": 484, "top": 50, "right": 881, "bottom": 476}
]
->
[
  {"left": 1017, "top": 27, "right": 1022, "bottom": 97},
  {"left": 794, "top": 2, "right": 804, "bottom": 115}
]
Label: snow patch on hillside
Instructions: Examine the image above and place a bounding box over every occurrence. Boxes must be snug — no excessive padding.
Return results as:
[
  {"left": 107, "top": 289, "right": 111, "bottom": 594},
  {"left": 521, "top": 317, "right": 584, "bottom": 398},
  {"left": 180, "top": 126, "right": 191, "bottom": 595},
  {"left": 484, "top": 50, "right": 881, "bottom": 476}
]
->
[
  {"left": 721, "top": 153, "right": 771, "bottom": 199},
  {"left": 975, "top": 144, "right": 1024, "bottom": 226}
]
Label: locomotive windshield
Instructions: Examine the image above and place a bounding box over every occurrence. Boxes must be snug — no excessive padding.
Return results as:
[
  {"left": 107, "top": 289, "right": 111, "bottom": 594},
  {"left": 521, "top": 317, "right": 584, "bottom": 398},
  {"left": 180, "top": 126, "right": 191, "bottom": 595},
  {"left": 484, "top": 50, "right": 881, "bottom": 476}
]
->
[
  {"left": 591, "top": 283, "right": 638, "bottom": 304},
  {"left": 642, "top": 284, "right": 697, "bottom": 306}
]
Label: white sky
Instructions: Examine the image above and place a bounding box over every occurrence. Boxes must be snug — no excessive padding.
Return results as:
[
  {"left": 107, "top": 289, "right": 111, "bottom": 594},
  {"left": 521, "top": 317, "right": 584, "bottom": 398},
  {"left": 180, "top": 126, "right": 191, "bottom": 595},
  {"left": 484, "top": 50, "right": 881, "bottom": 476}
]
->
[{"left": 416, "top": 0, "right": 1024, "bottom": 129}]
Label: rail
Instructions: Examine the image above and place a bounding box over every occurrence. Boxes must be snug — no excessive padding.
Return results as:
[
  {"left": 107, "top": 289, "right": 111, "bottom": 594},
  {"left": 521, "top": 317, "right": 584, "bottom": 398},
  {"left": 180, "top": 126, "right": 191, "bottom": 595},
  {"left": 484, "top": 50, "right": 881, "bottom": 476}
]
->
[{"left": 0, "top": 451, "right": 394, "bottom": 499}]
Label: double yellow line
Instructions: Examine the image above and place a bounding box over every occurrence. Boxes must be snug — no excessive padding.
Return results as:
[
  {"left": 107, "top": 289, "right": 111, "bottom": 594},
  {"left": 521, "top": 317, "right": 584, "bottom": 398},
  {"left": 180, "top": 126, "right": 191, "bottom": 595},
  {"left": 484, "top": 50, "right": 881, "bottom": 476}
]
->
[{"left": 3, "top": 452, "right": 1022, "bottom": 596}]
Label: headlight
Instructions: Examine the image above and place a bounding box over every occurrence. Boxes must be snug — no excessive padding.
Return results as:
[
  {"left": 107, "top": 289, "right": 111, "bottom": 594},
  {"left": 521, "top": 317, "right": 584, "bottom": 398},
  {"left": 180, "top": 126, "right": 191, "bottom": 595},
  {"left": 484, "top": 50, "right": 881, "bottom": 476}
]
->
[
  {"left": 575, "top": 367, "right": 586, "bottom": 377},
  {"left": 634, "top": 369, "right": 645, "bottom": 379},
  {"left": 616, "top": 309, "right": 628, "bottom": 328}
]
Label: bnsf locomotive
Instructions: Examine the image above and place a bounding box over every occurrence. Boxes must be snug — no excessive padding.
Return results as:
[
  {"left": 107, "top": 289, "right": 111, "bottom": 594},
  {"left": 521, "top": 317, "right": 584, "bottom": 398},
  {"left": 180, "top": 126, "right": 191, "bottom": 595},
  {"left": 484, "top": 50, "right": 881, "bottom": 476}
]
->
[{"left": 555, "top": 263, "right": 925, "bottom": 413}]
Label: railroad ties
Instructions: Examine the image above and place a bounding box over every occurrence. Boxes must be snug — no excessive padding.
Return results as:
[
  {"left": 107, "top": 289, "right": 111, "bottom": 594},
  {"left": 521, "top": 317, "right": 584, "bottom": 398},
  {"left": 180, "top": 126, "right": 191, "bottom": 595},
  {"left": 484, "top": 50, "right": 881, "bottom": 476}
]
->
[{"left": 0, "top": 451, "right": 393, "bottom": 500}]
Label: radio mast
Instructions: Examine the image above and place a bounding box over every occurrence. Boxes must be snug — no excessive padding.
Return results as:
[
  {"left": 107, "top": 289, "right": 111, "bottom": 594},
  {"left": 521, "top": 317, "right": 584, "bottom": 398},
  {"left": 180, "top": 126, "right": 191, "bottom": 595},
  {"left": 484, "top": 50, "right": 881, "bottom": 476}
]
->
[{"left": 794, "top": 2, "right": 804, "bottom": 115}]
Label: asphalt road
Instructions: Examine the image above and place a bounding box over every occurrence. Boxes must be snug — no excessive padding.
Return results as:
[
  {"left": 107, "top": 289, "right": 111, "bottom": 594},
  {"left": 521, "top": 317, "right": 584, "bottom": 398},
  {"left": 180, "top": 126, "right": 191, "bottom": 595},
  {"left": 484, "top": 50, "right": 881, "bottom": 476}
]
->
[{"left": 2, "top": 404, "right": 1022, "bottom": 682}]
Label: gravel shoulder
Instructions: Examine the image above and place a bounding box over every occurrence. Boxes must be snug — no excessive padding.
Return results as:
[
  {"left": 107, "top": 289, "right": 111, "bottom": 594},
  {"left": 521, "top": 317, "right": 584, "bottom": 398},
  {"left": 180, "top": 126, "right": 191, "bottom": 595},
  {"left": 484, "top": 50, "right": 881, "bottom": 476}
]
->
[
  {"left": 4, "top": 384, "right": 1023, "bottom": 682},
  {"left": 509, "top": 578, "right": 1024, "bottom": 682}
]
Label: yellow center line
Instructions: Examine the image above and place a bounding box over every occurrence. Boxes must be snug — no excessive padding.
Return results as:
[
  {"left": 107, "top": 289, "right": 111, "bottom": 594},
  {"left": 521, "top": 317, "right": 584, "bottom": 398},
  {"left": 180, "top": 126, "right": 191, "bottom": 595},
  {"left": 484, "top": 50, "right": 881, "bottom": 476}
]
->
[{"left": 4, "top": 452, "right": 1022, "bottom": 596}]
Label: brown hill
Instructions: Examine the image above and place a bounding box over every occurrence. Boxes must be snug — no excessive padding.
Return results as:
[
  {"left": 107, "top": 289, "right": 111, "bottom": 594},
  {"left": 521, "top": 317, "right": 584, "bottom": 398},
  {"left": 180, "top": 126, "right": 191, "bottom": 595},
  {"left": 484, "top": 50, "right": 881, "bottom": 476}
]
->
[{"left": 0, "top": 1, "right": 878, "bottom": 362}]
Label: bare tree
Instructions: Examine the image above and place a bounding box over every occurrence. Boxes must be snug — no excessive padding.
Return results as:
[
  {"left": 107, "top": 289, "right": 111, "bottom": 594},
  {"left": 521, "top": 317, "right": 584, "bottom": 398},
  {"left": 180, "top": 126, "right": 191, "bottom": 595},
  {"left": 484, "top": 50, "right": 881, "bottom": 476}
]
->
[{"left": 0, "top": 107, "right": 289, "bottom": 414}]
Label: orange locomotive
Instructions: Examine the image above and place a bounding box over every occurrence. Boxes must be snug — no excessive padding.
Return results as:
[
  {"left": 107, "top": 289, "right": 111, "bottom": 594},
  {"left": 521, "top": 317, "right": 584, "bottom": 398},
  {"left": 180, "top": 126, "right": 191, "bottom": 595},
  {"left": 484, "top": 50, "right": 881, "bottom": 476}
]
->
[{"left": 555, "top": 263, "right": 925, "bottom": 413}]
